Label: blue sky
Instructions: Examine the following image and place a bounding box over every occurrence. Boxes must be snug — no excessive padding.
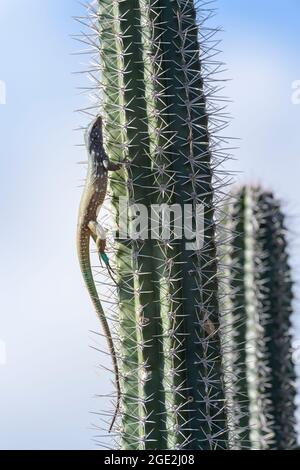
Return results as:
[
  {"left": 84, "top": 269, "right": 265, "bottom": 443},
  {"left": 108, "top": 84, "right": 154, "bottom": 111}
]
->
[{"left": 0, "top": 0, "right": 299, "bottom": 450}]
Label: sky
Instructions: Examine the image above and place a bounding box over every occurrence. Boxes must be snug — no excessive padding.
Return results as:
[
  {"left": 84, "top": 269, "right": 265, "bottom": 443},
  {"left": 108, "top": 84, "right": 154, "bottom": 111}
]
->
[{"left": 0, "top": 0, "right": 299, "bottom": 450}]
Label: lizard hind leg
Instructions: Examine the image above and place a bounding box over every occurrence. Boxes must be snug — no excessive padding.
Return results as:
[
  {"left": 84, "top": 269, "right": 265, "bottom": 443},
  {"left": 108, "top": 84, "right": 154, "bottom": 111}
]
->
[
  {"left": 88, "top": 220, "right": 106, "bottom": 250},
  {"left": 88, "top": 221, "right": 118, "bottom": 286}
]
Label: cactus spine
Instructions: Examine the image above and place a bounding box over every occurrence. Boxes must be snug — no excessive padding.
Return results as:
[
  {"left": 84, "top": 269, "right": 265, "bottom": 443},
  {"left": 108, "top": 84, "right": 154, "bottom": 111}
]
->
[{"left": 225, "top": 186, "right": 297, "bottom": 450}]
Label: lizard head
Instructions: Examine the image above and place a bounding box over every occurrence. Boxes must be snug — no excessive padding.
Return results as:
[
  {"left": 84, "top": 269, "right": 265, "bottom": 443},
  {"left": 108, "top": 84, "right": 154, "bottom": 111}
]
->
[{"left": 85, "top": 115, "right": 104, "bottom": 163}]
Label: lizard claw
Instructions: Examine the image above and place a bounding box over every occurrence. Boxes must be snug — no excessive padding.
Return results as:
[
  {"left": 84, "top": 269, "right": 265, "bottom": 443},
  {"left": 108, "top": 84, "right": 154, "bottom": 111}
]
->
[
  {"left": 119, "top": 158, "right": 130, "bottom": 167},
  {"left": 100, "top": 253, "right": 119, "bottom": 287}
]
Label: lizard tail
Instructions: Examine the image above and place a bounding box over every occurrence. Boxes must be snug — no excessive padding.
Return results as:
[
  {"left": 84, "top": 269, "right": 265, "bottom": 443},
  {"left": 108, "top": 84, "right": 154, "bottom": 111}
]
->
[
  {"left": 78, "top": 237, "right": 121, "bottom": 433},
  {"left": 99, "top": 251, "right": 120, "bottom": 431},
  {"left": 109, "top": 383, "right": 121, "bottom": 433},
  {"left": 100, "top": 252, "right": 118, "bottom": 286},
  {"left": 108, "top": 354, "right": 121, "bottom": 433}
]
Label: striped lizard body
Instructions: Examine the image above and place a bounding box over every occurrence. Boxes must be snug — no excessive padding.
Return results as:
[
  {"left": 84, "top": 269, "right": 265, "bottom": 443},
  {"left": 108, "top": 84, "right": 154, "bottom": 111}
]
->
[{"left": 77, "top": 116, "right": 122, "bottom": 432}]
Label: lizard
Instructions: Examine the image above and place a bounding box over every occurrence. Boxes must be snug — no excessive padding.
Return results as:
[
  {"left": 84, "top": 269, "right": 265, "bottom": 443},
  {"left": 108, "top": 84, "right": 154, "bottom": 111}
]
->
[{"left": 77, "top": 115, "right": 123, "bottom": 433}]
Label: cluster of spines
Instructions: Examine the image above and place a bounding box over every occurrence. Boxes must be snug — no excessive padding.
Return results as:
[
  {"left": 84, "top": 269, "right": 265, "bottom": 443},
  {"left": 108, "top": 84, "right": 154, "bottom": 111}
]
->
[
  {"left": 75, "top": 0, "right": 234, "bottom": 450},
  {"left": 225, "top": 186, "right": 297, "bottom": 450}
]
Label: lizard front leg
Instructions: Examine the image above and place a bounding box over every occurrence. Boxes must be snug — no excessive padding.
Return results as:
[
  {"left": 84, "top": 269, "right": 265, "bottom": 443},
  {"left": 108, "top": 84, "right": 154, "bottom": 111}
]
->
[{"left": 103, "top": 153, "right": 128, "bottom": 172}]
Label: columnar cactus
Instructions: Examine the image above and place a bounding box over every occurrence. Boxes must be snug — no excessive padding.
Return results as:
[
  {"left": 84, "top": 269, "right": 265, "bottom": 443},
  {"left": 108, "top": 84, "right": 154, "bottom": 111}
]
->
[
  {"left": 78, "top": 0, "right": 231, "bottom": 450},
  {"left": 258, "top": 191, "right": 297, "bottom": 450},
  {"left": 225, "top": 186, "right": 297, "bottom": 450}
]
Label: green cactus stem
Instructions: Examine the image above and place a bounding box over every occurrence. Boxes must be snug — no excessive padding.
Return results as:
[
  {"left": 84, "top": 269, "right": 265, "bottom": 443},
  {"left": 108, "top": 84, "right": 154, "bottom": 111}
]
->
[
  {"left": 81, "top": 0, "right": 231, "bottom": 449},
  {"left": 225, "top": 186, "right": 297, "bottom": 450}
]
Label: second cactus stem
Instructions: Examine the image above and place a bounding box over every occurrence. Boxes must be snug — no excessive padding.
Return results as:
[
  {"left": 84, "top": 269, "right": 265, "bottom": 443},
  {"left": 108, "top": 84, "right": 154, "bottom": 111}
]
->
[{"left": 225, "top": 186, "right": 297, "bottom": 450}]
